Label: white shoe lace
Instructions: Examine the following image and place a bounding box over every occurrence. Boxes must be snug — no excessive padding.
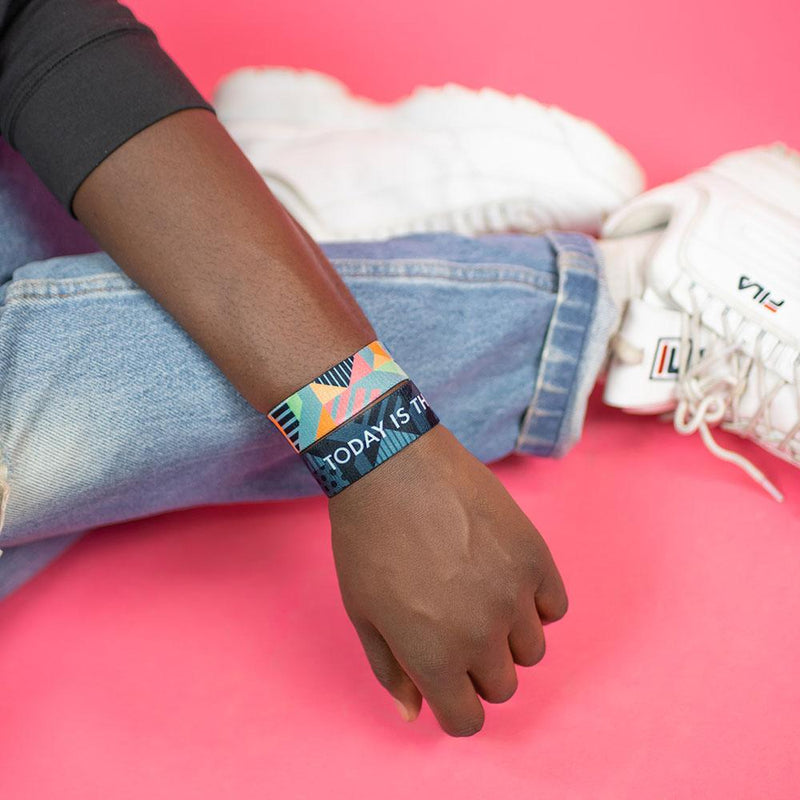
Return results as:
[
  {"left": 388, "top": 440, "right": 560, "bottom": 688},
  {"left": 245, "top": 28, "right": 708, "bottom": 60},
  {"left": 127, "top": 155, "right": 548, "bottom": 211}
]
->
[
  {"left": 616, "top": 286, "right": 800, "bottom": 502},
  {"left": 673, "top": 286, "right": 796, "bottom": 501}
]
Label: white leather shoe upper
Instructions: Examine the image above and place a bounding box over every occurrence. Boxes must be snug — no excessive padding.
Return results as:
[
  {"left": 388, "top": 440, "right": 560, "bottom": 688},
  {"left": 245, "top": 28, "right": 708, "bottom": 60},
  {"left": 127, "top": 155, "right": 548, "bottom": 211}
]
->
[{"left": 603, "top": 144, "right": 800, "bottom": 499}]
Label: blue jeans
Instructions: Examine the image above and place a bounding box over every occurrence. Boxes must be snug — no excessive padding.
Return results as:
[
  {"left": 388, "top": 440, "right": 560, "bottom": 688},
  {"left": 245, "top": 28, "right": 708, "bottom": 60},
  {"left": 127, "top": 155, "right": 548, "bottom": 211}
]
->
[{"left": 0, "top": 143, "right": 618, "bottom": 597}]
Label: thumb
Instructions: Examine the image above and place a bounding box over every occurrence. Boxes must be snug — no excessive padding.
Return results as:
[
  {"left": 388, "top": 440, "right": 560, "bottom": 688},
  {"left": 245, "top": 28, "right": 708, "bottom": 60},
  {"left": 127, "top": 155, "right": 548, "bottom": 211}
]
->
[{"left": 353, "top": 619, "right": 422, "bottom": 722}]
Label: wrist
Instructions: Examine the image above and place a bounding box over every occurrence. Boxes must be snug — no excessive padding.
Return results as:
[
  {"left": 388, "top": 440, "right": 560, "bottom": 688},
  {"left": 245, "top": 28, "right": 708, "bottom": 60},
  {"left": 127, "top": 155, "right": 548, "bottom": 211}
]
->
[
  {"left": 265, "top": 340, "right": 443, "bottom": 499},
  {"left": 328, "top": 424, "right": 453, "bottom": 512}
]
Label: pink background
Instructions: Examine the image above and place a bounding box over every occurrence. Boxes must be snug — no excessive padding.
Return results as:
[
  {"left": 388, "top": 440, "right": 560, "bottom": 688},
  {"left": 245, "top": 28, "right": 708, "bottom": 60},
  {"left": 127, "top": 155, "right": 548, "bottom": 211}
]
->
[{"left": 1, "top": 1, "right": 799, "bottom": 797}]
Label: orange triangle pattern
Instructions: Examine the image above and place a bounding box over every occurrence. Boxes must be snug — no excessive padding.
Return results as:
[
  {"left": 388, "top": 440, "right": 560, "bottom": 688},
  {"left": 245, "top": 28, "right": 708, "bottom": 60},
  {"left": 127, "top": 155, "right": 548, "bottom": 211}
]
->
[
  {"left": 315, "top": 407, "right": 338, "bottom": 440},
  {"left": 310, "top": 382, "right": 345, "bottom": 404},
  {"left": 369, "top": 341, "right": 387, "bottom": 356}
]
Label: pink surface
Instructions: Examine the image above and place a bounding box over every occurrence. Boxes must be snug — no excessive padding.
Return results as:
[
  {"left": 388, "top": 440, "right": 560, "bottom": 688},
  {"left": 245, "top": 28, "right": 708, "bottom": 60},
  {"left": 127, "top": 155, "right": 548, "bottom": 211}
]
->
[{"left": 2, "top": 1, "right": 800, "bottom": 797}]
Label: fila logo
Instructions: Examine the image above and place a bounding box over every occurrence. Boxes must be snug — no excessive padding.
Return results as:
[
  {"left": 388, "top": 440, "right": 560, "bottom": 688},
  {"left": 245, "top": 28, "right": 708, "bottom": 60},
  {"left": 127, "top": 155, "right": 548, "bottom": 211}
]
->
[
  {"left": 650, "top": 338, "right": 691, "bottom": 380},
  {"left": 738, "top": 275, "right": 784, "bottom": 313}
]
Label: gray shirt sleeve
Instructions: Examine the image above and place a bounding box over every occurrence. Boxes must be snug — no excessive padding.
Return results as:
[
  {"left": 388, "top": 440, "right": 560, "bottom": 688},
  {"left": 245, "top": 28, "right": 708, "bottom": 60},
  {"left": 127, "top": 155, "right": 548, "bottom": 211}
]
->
[{"left": 0, "top": 0, "right": 213, "bottom": 213}]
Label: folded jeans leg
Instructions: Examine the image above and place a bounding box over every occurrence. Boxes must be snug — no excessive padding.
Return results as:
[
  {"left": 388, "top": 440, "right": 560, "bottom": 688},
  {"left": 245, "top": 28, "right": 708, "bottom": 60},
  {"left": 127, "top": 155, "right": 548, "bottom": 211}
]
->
[
  {"left": 516, "top": 231, "right": 618, "bottom": 458},
  {"left": 0, "top": 232, "right": 610, "bottom": 597}
]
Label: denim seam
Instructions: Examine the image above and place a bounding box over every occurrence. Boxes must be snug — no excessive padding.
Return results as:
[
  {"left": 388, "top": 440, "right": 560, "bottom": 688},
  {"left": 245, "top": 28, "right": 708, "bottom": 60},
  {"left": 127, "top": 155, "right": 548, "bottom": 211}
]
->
[
  {"left": 545, "top": 281, "right": 595, "bottom": 452},
  {"left": 518, "top": 280, "right": 568, "bottom": 455},
  {"left": 516, "top": 233, "right": 599, "bottom": 456},
  {"left": 334, "top": 258, "right": 556, "bottom": 291},
  {"left": 4, "top": 276, "right": 141, "bottom": 305},
  {"left": 0, "top": 304, "right": 12, "bottom": 537},
  {"left": 4, "top": 260, "right": 557, "bottom": 302},
  {"left": 0, "top": 448, "right": 8, "bottom": 537},
  {"left": 5, "top": 288, "right": 143, "bottom": 306},
  {"left": 7, "top": 272, "right": 129, "bottom": 286}
]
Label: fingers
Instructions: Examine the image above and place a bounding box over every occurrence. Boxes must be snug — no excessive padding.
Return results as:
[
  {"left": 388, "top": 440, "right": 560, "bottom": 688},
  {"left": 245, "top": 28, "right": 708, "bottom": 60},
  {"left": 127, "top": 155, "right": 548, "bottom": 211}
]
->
[
  {"left": 358, "top": 622, "right": 487, "bottom": 736},
  {"left": 468, "top": 640, "right": 518, "bottom": 704},
  {"left": 413, "top": 668, "right": 486, "bottom": 737},
  {"left": 508, "top": 612, "right": 546, "bottom": 667},
  {"left": 353, "top": 620, "right": 422, "bottom": 722},
  {"left": 534, "top": 557, "right": 569, "bottom": 625}
]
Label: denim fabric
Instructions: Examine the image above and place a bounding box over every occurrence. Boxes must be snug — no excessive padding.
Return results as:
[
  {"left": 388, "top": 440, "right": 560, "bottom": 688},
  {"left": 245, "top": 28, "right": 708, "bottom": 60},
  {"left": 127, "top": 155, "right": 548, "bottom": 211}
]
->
[
  {"left": 518, "top": 231, "right": 618, "bottom": 457},
  {"left": 0, "top": 143, "right": 616, "bottom": 597}
]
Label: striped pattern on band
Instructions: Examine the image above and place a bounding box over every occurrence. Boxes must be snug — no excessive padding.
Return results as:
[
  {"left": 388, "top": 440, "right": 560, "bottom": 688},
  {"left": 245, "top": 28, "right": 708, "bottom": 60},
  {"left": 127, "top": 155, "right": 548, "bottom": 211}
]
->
[
  {"left": 268, "top": 341, "right": 408, "bottom": 453},
  {"left": 302, "top": 380, "right": 439, "bottom": 497}
]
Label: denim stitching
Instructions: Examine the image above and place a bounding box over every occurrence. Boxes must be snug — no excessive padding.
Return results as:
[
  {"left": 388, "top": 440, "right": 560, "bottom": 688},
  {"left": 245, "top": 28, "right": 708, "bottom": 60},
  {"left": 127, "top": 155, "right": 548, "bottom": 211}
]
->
[
  {"left": 334, "top": 258, "right": 556, "bottom": 292},
  {"left": 516, "top": 233, "right": 599, "bottom": 455},
  {"left": 4, "top": 274, "right": 140, "bottom": 305}
]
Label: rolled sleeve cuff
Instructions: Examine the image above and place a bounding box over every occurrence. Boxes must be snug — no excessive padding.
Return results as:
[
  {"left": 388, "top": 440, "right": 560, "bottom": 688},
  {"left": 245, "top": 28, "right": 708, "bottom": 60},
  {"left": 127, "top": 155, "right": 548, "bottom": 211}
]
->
[{"left": 4, "top": 28, "right": 213, "bottom": 215}]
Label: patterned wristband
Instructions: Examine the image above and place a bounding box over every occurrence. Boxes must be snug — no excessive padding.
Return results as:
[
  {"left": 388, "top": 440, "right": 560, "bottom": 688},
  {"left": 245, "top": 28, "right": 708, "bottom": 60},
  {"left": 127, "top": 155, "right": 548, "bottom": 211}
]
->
[
  {"left": 268, "top": 340, "right": 408, "bottom": 452},
  {"left": 302, "top": 380, "right": 439, "bottom": 497}
]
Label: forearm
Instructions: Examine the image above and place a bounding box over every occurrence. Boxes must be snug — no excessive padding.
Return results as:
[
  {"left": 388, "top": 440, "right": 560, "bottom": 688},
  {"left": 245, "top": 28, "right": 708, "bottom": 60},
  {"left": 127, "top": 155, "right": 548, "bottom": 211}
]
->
[
  {"left": 73, "top": 108, "right": 375, "bottom": 413},
  {"left": 71, "top": 90, "right": 568, "bottom": 742}
]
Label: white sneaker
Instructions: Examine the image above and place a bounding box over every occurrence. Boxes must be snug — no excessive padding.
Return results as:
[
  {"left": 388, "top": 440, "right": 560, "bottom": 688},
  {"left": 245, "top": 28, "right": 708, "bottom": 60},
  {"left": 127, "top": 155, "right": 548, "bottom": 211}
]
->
[
  {"left": 602, "top": 144, "right": 800, "bottom": 501},
  {"left": 214, "top": 67, "right": 644, "bottom": 241}
]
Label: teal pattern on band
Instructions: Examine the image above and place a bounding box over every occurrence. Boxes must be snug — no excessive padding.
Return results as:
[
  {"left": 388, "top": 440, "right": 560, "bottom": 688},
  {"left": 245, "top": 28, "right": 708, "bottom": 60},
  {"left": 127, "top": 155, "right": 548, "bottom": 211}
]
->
[
  {"left": 267, "top": 340, "right": 407, "bottom": 453},
  {"left": 302, "top": 380, "right": 439, "bottom": 496}
]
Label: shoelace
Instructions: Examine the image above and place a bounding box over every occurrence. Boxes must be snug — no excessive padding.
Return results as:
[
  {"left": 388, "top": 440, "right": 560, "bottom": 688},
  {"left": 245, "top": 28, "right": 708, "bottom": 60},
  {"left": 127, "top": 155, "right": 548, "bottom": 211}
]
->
[
  {"left": 673, "top": 297, "right": 786, "bottom": 501},
  {"left": 615, "top": 290, "right": 798, "bottom": 502}
]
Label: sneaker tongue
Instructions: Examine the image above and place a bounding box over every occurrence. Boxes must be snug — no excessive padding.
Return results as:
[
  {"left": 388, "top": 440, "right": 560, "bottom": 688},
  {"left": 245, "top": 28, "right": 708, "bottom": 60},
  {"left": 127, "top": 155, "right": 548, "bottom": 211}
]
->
[{"left": 603, "top": 296, "right": 684, "bottom": 413}]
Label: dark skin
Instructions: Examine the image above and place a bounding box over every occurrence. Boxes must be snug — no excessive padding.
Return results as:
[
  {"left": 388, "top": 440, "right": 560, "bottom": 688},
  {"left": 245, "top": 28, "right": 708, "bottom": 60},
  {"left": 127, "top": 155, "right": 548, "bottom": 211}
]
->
[{"left": 73, "top": 108, "right": 568, "bottom": 736}]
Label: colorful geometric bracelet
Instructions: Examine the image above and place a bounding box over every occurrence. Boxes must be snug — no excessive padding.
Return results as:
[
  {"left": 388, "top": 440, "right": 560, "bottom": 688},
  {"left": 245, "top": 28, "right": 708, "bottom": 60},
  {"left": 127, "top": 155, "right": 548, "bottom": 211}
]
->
[
  {"left": 301, "top": 380, "right": 439, "bottom": 497},
  {"left": 267, "top": 340, "right": 408, "bottom": 453}
]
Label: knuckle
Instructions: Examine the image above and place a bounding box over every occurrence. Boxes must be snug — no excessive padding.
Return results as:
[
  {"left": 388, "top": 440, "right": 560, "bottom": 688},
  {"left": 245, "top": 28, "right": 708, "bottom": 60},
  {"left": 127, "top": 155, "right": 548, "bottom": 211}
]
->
[
  {"left": 548, "top": 593, "right": 569, "bottom": 622},
  {"left": 518, "top": 535, "right": 542, "bottom": 567},
  {"left": 369, "top": 661, "right": 399, "bottom": 691},
  {"left": 520, "top": 637, "right": 546, "bottom": 667},
  {"left": 409, "top": 644, "right": 452, "bottom": 680},
  {"left": 447, "top": 714, "right": 485, "bottom": 738},
  {"left": 482, "top": 678, "right": 518, "bottom": 705},
  {"left": 495, "top": 591, "right": 518, "bottom": 620},
  {"left": 511, "top": 624, "right": 547, "bottom": 666},
  {"left": 465, "top": 621, "right": 494, "bottom": 652}
]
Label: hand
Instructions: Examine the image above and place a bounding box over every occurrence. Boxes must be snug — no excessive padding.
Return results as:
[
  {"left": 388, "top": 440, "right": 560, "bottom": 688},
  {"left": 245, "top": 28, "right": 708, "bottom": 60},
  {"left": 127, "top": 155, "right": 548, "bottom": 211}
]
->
[{"left": 329, "top": 425, "right": 568, "bottom": 736}]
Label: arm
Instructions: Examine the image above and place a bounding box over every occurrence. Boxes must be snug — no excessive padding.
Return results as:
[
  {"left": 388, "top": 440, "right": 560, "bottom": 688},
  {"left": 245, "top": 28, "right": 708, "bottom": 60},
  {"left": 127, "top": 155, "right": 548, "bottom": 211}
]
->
[
  {"left": 74, "top": 107, "right": 569, "bottom": 736},
  {"left": 5, "top": 1, "right": 569, "bottom": 736},
  {"left": 73, "top": 108, "right": 373, "bottom": 412}
]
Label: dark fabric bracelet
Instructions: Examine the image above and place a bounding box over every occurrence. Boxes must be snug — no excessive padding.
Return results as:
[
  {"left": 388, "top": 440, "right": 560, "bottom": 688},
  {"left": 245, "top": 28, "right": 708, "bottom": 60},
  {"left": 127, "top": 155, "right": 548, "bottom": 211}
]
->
[{"left": 301, "top": 380, "right": 439, "bottom": 497}]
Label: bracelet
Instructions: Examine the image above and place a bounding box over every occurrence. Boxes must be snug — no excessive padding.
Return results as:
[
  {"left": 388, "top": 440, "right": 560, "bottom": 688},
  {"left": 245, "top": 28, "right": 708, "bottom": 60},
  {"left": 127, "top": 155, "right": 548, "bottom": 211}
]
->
[
  {"left": 302, "top": 380, "right": 439, "bottom": 497},
  {"left": 267, "top": 340, "right": 407, "bottom": 452}
]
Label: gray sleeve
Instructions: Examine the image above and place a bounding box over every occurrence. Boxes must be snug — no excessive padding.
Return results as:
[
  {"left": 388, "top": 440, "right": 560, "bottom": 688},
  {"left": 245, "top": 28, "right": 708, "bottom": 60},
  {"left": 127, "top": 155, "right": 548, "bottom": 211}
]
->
[{"left": 0, "top": 0, "right": 214, "bottom": 214}]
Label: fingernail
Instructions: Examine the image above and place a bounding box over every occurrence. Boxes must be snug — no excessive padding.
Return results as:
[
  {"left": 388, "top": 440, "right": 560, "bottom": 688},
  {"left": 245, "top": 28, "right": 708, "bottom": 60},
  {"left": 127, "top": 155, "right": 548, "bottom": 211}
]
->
[{"left": 394, "top": 698, "right": 415, "bottom": 722}]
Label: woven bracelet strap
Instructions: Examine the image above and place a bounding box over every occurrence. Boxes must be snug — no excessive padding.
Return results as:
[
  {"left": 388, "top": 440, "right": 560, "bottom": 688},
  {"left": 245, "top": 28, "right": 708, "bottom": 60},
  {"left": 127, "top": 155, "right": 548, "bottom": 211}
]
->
[
  {"left": 267, "top": 340, "right": 408, "bottom": 452},
  {"left": 302, "top": 380, "right": 439, "bottom": 497}
]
